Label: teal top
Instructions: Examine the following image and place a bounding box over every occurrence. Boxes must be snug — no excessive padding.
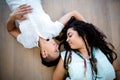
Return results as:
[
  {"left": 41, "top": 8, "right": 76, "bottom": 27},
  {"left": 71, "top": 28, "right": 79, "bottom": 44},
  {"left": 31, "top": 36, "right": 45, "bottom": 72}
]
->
[{"left": 61, "top": 48, "right": 116, "bottom": 80}]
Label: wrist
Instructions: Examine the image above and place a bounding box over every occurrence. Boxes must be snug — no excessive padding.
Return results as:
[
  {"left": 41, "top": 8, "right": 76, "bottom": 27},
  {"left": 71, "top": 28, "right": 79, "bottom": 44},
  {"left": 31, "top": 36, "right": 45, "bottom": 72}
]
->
[{"left": 9, "top": 13, "right": 16, "bottom": 21}]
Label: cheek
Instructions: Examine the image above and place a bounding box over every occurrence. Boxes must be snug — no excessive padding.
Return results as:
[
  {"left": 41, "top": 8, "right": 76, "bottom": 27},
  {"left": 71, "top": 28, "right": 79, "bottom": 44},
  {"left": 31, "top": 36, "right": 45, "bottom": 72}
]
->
[
  {"left": 46, "top": 44, "right": 54, "bottom": 52},
  {"left": 49, "top": 45, "right": 55, "bottom": 51},
  {"left": 70, "top": 38, "right": 83, "bottom": 48},
  {"left": 71, "top": 36, "right": 79, "bottom": 43}
]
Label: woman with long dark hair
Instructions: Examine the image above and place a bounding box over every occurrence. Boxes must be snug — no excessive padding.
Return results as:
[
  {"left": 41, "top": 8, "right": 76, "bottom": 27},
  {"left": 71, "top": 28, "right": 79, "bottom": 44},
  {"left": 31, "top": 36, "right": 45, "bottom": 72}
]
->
[{"left": 52, "top": 17, "right": 117, "bottom": 80}]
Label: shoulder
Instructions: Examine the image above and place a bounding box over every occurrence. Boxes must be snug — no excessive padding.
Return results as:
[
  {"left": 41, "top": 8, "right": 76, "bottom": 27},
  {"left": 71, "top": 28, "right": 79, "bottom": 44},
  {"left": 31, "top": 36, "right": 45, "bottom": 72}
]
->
[
  {"left": 60, "top": 51, "right": 67, "bottom": 60},
  {"left": 60, "top": 50, "right": 82, "bottom": 61},
  {"left": 94, "top": 48, "right": 111, "bottom": 64},
  {"left": 17, "top": 33, "right": 39, "bottom": 48},
  {"left": 60, "top": 50, "right": 74, "bottom": 60},
  {"left": 94, "top": 48, "right": 106, "bottom": 58}
]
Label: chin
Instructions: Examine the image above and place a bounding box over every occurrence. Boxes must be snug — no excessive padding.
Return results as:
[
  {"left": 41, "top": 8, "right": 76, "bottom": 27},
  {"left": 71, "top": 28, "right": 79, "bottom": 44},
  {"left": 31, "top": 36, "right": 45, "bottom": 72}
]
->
[
  {"left": 70, "top": 46, "right": 77, "bottom": 49},
  {"left": 70, "top": 47, "right": 75, "bottom": 49}
]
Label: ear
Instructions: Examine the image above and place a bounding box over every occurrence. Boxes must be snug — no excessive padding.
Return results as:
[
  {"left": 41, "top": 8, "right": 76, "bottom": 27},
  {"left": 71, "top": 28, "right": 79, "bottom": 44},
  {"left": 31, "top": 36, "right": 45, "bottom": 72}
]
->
[{"left": 42, "top": 50, "right": 48, "bottom": 58}]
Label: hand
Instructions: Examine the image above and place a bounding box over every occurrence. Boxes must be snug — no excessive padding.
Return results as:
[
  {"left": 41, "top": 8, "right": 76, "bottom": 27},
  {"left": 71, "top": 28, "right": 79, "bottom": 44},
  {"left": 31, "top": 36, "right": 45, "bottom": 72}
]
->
[{"left": 10, "top": 4, "right": 32, "bottom": 21}]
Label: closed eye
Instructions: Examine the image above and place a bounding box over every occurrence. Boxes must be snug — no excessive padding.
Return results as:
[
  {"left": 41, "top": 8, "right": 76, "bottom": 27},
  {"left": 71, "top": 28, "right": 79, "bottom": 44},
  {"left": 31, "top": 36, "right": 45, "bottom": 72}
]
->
[{"left": 67, "top": 32, "right": 72, "bottom": 38}]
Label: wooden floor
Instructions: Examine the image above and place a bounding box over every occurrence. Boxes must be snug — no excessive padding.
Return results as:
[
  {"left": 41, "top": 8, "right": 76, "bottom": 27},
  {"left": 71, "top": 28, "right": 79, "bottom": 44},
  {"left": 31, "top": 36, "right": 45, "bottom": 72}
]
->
[{"left": 0, "top": 0, "right": 120, "bottom": 80}]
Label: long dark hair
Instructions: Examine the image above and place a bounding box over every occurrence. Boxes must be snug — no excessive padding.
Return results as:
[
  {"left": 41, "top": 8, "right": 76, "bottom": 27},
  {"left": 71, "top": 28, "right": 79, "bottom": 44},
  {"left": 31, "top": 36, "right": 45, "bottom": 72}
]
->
[{"left": 56, "top": 17, "right": 117, "bottom": 79}]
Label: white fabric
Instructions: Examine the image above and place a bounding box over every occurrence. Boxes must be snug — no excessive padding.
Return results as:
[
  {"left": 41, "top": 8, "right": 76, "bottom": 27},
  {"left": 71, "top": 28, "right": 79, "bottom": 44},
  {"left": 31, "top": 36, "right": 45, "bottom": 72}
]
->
[
  {"left": 61, "top": 48, "right": 116, "bottom": 80},
  {"left": 94, "top": 48, "right": 116, "bottom": 80},
  {"left": 6, "top": 0, "right": 64, "bottom": 48}
]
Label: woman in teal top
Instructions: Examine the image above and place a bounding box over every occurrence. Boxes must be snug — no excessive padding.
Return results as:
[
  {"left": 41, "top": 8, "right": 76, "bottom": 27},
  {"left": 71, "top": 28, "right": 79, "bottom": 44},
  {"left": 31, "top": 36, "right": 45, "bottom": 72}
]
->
[{"left": 52, "top": 17, "right": 117, "bottom": 80}]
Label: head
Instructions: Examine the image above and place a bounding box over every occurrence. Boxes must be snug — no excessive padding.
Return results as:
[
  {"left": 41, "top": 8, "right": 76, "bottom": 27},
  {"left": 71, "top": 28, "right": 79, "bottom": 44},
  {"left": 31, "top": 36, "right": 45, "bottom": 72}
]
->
[
  {"left": 66, "top": 27, "right": 86, "bottom": 50},
  {"left": 39, "top": 39, "right": 60, "bottom": 67},
  {"left": 59, "top": 17, "right": 93, "bottom": 51}
]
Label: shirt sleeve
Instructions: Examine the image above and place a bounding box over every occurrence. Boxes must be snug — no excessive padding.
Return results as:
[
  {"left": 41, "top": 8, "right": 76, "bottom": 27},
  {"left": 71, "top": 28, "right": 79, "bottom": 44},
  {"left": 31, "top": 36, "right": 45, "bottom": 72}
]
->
[
  {"left": 17, "top": 33, "right": 39, "bottom": 48},
  {"left": 50, "top": 21, "right": 64, "bottom": 38},
  {"left": 60, "top": 51, "right": 66, "bottom": 61},
  {"left": 6, "top": 0, "right": 24, "bottom": 11}
]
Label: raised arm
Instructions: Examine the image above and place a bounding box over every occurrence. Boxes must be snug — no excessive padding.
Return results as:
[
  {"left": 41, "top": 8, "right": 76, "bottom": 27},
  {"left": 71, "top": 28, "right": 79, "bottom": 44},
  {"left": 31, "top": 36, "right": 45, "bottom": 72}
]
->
[
  {"left": 6, "top": 4, "right": 32, "bottom": 39},
  {"left": 58, "top": 10, "right": 86, "bottom": 26}
]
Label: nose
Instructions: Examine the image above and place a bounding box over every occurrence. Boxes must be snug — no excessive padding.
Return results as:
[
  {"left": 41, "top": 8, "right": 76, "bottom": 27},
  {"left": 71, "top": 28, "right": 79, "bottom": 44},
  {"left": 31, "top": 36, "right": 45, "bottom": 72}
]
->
[
  {"left": 51, "top": 39, "right": 58, "bottom": 46},
  {"left": 51, "top": 39, "right": 56, "bottom": 43},
  {"left": 66, "top": 37, "right": 69, "bottom": 42},
  {"left": 49, "top": 39, "right": 55, "bottom": 43}
]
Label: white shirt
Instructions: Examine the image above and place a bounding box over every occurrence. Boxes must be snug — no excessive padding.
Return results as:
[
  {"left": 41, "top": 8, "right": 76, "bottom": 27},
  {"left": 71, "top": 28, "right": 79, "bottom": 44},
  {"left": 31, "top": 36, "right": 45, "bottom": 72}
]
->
[
  {"left": 6, "top": 0, "right": 64, "bottom": 48},
  {"left": 61, "top": 48, "right": 116, "bottom": 80}
]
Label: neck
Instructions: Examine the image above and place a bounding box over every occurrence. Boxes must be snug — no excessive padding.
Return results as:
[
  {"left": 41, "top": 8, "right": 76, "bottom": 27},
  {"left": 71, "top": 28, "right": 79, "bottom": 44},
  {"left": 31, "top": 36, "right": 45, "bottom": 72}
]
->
[
  {"left": 78, "top": 47, "right": 90, "bottom": 60},
  {"left": 38, "top": 37, "right": 47, "bottom": 47}
]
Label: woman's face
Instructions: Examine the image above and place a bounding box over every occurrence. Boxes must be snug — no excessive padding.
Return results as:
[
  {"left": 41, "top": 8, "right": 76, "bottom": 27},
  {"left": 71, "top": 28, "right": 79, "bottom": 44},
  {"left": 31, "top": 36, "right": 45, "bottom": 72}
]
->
[{"left": 66, "top": 28, "right": 85, "bottom": 49}]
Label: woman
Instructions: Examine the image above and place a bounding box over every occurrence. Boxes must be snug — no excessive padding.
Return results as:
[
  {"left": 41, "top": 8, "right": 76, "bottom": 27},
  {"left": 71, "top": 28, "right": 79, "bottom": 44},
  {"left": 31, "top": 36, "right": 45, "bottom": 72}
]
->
[{"left": 52, "top": 17, "right": 117, "bottom": 80}]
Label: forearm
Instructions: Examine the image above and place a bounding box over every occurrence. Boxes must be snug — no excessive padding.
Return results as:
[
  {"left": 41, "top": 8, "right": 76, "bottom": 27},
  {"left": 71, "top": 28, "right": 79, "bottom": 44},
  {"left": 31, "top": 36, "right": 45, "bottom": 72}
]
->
[
  {"left": 58, "top": 10, "right": 86, "bottom": 26},
  {"left": 113, "top": 61, "right": 120, "bottom": 79},
  {"left": 72, "top": 10, "right": 86, "bottom": 22},
  {"left": 116, "top": 70, "right": 120, "bottom": 79},
  {"left": 6, "top": 14, "right": 17, "bottom": 32},
  {"left": 6, "top": 14, "right": 20, "bottom": 39},
  {"left": 52, "top": 58, "right": 66, "bottom": 80},
  {"left": 6, "top": 4, "right": 32, "bottom": 39}
]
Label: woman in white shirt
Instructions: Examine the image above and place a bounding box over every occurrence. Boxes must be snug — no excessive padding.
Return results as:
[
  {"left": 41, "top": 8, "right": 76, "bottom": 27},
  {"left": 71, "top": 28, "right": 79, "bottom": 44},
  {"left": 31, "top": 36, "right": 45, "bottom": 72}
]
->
[{"left": 52, "top": 17, "right": 117, "bottom": 80}]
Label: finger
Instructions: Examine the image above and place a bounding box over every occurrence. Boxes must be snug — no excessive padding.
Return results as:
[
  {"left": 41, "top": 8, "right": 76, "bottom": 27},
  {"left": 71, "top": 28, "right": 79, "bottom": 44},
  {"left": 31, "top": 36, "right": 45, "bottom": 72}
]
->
[
  {"left": 20, "top": 17, "right": 27, "bottom": 20},
  {"left": 19, "top": 10, "right": 32, "bottom": 15},
  {"left": 18, "top": 8, "right": 32, "bottom": 13},
  {"left": 19, "top": 4, "right": 31, "bottom": 9},
  {"left": 18, "top": 4, "right": 28, "bottom": 8},
  {"left": 17, "top": 6, "right": 32, "bottom": 13}
]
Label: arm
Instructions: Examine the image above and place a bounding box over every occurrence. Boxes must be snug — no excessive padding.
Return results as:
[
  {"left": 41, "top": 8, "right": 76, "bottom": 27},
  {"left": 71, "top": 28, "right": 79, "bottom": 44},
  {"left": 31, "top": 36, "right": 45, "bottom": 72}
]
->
[
  {"left": 113, "top": 61, "right": 120, "bottom": 79},
  {"left": 6, "top": 14, "right": 20, "bottom": 39},
  {"left": 52, "top": 58, "right": 66, "bottom": 80},
  {"left": 58, "top": 10, "right": 86, "bottom": 26},
  {"left": 6, "top": 4, "right": 32, "bottom": 39}
]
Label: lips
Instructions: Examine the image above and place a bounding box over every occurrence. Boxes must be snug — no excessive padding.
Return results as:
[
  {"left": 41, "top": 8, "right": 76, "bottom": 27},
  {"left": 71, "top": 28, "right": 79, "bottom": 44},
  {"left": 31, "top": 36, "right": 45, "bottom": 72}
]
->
[{"left": 68, "top": 42, "right": 72, "bottom": 45}]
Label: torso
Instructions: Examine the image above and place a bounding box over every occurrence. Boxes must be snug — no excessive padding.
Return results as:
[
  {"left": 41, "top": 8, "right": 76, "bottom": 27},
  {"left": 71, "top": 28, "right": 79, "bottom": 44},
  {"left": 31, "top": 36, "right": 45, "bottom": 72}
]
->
[
  {"left": 7, "top": 0, "right": 64, "bottom": 48},
  {"left": 61, "top": 48, "right": 116, "bottom": 80}
]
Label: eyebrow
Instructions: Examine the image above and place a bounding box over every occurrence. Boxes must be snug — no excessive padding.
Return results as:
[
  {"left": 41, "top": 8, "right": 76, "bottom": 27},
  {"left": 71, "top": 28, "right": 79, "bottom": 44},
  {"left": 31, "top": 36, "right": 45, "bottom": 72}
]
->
[{"left": 67, "top": 32, "right": 72, "bottom": 36}]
